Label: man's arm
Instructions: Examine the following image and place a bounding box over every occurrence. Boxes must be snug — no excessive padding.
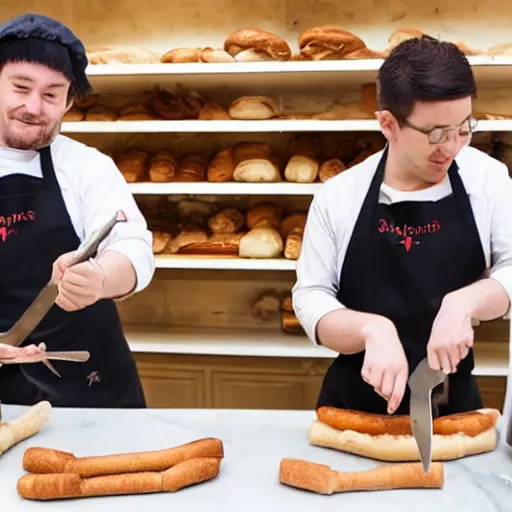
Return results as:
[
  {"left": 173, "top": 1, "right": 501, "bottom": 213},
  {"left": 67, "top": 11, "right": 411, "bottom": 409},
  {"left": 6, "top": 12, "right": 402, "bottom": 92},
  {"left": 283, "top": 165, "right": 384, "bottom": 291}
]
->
[
  {"left": 77, "top": 150, "right": 155, "bottom": 299},
  {"left": 292, "top": 188, "right": 390, "bottom": 354}
]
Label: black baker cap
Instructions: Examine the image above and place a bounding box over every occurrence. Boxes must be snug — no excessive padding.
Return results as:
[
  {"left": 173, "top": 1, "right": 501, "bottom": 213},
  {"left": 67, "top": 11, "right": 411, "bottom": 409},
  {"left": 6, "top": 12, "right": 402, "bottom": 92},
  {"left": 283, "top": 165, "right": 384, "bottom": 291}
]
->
[{"left": 0, "top": 12, "right": 92, "bottom": 99}]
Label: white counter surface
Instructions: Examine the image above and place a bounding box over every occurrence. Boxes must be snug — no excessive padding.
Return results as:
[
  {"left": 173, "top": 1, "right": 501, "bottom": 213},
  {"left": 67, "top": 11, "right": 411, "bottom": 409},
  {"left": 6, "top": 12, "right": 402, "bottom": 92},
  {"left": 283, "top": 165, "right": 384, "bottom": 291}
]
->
[{"left": 1, "top": 405, "right": 512, "bottom": 511}]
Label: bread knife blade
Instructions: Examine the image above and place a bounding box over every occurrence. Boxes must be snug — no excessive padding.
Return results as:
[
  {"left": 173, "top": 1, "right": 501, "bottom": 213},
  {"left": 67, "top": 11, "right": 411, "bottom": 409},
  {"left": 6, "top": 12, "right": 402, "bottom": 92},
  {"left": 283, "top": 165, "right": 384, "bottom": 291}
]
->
[{"left": 408, "top": 357, "right": 447, "bottom": 473}]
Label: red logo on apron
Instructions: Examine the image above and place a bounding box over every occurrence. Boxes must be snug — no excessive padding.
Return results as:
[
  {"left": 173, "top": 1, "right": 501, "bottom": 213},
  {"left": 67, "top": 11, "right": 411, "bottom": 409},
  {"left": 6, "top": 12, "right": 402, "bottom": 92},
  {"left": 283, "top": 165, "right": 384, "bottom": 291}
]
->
[
  {"left": 378, "top": 219, "right": 441, "bottom": 252},
  {"left": 0, "top": 210, "right": 36, "bottom": 242}
]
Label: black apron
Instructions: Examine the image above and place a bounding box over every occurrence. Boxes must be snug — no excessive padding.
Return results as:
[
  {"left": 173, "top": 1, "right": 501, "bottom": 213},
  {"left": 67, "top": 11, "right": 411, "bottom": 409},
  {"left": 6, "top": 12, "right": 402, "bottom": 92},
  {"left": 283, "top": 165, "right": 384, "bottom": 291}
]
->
[
  {"left": 317, "top": 147, "right": 486, "bottom": 416},
  {"left": 0, "top": 145, "right": 146, "bottom": 408}
]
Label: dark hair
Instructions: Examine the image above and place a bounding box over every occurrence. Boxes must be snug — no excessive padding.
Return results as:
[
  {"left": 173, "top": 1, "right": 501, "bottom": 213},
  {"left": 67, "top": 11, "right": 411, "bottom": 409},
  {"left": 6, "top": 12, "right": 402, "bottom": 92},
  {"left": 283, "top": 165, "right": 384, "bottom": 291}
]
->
[{"left": 376, "top": 35, "right": 477, "bottom": 122}]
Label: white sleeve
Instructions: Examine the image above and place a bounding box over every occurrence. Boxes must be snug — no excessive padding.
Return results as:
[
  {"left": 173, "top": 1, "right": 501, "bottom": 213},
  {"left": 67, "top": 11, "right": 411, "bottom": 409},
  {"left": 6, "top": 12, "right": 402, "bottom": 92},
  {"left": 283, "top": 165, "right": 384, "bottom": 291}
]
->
[
  {"left": 76, "top": 149, "right": 155, "bottom": 294},
  {"left": 487, "top": 163, "right": 512, "bottom": 319},
  {"left": 292, "top": 189, "right": 346, "bottom": 345}
]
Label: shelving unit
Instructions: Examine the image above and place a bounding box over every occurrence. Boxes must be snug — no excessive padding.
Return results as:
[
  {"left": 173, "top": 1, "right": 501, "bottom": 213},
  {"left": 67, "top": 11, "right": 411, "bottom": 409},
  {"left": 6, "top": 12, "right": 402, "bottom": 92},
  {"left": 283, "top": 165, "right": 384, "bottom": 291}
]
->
[{"left": 7, "top": 0, "right": 510, "bottom": 411}]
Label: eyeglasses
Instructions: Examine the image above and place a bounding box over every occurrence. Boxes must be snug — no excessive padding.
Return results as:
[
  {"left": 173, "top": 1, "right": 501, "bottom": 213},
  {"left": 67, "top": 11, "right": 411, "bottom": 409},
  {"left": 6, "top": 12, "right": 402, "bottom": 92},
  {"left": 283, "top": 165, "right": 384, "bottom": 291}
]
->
[{"left": 401, "top": 117, "right": 478, "bottom": 145}]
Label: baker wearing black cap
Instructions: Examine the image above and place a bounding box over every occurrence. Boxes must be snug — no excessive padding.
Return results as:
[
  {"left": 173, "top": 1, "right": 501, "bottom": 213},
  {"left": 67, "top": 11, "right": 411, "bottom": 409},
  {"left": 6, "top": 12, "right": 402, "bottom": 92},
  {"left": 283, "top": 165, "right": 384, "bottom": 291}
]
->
[{"left": 0, "top": 13, "right": 155, "bottom": 408}]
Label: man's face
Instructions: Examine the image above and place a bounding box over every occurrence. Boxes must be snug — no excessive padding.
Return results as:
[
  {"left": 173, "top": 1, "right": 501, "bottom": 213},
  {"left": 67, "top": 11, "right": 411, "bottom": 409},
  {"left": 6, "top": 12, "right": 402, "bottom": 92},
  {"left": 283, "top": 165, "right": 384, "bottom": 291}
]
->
[
  {"left": 379, "top": 96, "right": 474, "bottom": 188},
  {"left": 0, "top": 61, "right": 71, "bottom": 150}
]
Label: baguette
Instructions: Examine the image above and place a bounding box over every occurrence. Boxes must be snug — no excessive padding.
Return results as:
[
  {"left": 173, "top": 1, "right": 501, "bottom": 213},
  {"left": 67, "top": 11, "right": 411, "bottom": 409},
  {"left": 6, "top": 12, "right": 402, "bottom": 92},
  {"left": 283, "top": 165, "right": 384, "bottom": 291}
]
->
[
  {"left": 18, "top": 457, "right": 221, "bottom": 500},
  {"left": 279, "top": 458, "right": 443, "bottom": 495},
  {"left": 0, "top": 401, "right": 52, "bottom": 456},
  {"left": 309, "top": 407, "right": 500, "bottom": 462},
  {"left": 23, "top": 437, "right": 224, "bottom": 477}
]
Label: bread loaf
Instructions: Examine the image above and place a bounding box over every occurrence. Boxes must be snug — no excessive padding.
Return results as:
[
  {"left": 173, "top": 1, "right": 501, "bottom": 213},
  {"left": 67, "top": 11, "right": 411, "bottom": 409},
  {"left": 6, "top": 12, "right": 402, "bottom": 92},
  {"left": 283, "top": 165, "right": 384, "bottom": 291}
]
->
[
  {"left": 208, "top": 208, "right": 245, "bottom": 234},
  {"left": 284, "top": 155, "right": 319, "bottom": 183},
  {"left": 319, "top": 158, "right": 346, "bottom": 182},
  {"left": 246, "top": 202, "right": 284, "bottom": 230},
  {"left": 233, "top": 158, "right": 281, "bottom": 182},
  {"left": 85, "top": 106, "right": 118, "bottom": 121},
  {"left": 198, "top": 103, "right": 231, "bottom": 120},
  {"left": 63, "top": 107, "right": 85, "bottom": 122},
  {"left": 284, "top": 227, "right": 302, "bottom": 259},
  {"left": 224, "top": 29, "right": 292, "bottom": 61},
  {"left": 239, "top": 228, "right": 283, "bottom": 258},
  {"left": 149, "top": 151, "right": 177, "bottom": 182},
  {"left": 228, "top": 96, "right": 280, "bottom": 119},
  {"left": 232, "top": 141, "right": 271, "bottom": 164},
  {"left": 309, "top": 406, "right": 501, "bottom": 462},
  {"left": 280, "top": 213, "right": 307, "bottom": 238},
  {"left": 174, "top": 155, "right": 207, "bottom": 182},
  {"left": 114, "top": 149, "right": 149, "bottom": 182},
  {"left": 207, "top": 148, "right": 236, "bottom": 182}
]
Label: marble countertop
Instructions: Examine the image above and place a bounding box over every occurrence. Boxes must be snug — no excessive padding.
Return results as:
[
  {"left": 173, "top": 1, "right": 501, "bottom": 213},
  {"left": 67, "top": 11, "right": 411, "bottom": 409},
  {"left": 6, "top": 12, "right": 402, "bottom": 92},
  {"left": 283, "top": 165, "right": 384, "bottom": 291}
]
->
[{"left": 1, "top": 405, "right": 512, "bottom": 511}]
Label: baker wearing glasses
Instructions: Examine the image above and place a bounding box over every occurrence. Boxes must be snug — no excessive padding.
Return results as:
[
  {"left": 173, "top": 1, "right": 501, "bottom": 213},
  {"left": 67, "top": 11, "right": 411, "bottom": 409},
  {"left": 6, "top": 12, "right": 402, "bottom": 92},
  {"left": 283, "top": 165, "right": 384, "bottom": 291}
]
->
[{"left": 292, "top": 35, "right": 512, "bottom": 416}]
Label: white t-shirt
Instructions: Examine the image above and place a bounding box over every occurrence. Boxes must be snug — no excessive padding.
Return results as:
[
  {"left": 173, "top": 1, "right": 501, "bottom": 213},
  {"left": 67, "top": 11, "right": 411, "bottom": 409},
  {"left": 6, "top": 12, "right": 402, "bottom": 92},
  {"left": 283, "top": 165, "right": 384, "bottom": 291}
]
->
[
  {"left": 0, "top": 134, "right": 155, "bottom": 294},
  {"left": 292, "top": 145, "right": 512, "bottom": 344}
]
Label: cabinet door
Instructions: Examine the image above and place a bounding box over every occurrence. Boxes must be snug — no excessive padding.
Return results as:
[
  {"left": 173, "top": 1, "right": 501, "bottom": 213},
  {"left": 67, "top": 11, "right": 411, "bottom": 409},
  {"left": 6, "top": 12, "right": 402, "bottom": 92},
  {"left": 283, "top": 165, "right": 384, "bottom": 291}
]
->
[
  {"left": 138, "top": 368, "right": 206, "bottom": 408},
  {"left": 212, "top": 371, "right": 323, "bottom": 409}
]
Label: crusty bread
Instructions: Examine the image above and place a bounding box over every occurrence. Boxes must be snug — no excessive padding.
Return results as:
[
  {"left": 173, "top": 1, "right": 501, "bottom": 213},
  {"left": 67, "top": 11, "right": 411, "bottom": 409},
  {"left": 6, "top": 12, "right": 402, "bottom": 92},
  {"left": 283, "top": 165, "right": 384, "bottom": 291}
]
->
[
  {"left": 224, "top": 28, "right": 292, "bottom": 61},
  {"left": 309, "top": 407, "right": 501, "bottom": 462}
]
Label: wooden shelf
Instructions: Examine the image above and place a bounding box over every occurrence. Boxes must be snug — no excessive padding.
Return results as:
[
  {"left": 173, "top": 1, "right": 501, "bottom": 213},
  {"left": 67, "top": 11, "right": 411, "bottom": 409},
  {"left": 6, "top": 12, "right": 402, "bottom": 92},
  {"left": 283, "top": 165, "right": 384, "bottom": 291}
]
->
[
  {"left": 154, "top": 255, "right": 296, "bottom": 270},
  {"left": 125, "top": 325, "right": 509, "bottom": 376},
  {"left": 84, "top": 57, "right": 512, "bottom": 93},
  {"left": 129, "top": 181, "right": 321, "bottom": 196}
]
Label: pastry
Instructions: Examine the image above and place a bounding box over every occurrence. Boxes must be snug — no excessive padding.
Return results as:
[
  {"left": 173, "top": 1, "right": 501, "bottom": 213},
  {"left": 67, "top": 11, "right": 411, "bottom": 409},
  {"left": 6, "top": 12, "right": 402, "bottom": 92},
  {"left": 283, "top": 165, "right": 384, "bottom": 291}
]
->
[{"left": 224, "top": 28, "right": 292, "bottom": 61}]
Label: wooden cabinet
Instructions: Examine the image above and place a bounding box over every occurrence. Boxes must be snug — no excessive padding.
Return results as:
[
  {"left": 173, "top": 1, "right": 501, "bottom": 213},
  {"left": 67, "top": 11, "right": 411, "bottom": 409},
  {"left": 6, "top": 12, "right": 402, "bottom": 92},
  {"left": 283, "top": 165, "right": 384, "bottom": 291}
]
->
[{"left": 135, "top": 354, "right": 507, "bottom": 412}]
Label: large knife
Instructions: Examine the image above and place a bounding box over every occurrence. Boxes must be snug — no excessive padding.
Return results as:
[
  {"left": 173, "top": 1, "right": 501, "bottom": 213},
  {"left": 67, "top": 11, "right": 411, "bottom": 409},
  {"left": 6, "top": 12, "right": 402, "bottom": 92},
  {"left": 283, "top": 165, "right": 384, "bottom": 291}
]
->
[
  {"left": 408, "top": 357, "right": 447, "bottom": 473},
  {"left": 0, "top": 210, "right": 126, "bottom": 375}
]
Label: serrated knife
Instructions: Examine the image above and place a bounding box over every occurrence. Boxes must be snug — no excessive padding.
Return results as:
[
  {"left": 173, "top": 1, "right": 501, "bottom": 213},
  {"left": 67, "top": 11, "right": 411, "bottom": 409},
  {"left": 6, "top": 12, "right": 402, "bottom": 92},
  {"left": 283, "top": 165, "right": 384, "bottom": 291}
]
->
[{"left": 408, "top": 357, "right": 447, "bottom": 473}]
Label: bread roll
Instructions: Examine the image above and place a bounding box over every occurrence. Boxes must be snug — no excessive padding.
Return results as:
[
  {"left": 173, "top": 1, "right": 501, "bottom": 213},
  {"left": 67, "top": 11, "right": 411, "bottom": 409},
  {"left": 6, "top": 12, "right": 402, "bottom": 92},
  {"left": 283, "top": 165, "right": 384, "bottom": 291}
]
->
[
  {"left": 319, "top": 158, "right": 346, "bottom": 182},
  {"left": 387, "top": 28, "right": 425, "bottom": 50},
  {"left": 224, "top": 29, "right": 292, "bottom": 61},
  {"left": 207, "top": 148, "right": 236, "bottom": 182},
  {"left": 198, "top": 103, "right": 231, "bottom": 120},
  {"left": 298, "top": 27, "right": 366, "bottom": 60},
  {"left": 63, "top": 107, "right": 85, "bottom": 122},
  {"left": 247, "top": 202, "right": 284, "bottom": 230},
  {"left": 114, "top": 149, "right": 149, "bottom": 182},
  {"left": 284, "top": 155, "right": 319, "bottom": 183},
  {"left": 174, "top": 155, "right": 207, "bottom": 182},
  {"left": 153, "top": 232, "right": 172, "bottom": 253},
  {"left": 231, "top": 141, "right": 271, "bottom": 164},
  {"left": 228, "top": 96, "right": 280, "bottom": 120},
  {"left": 199, "top": 47, "right": 235, "bottom": 63},
  {"left": 119, "top": 103, "right": 155, "bottom": 121},
  {"left": 233, "top": 158, "right": 281, "bottom": 182},
  {"left": 309, "top": 407, "right": 501, "bottom": 462},
  {"left": 284, "top": 227, "right": 302, "bottom": 260},
  {"left": 280, "top": 213, "right": 307, "bottom": 239},
  {"left": 85, "top": 106, "right": 118, "bottom": 121},
  {"left": 208, "top": 208, "right": 245, "bottom": 234},
  {"left": 149, "top": 151, "right": 177, "bottom": 182},
  {"left": 239, "top": 228, "right": 283, "bottom": 258},
  {"left": 87, "top": 46, "right": 160, "bottom": 64},
  {"left": 161, "top": 48, "right": 200, "bottom": 63}
]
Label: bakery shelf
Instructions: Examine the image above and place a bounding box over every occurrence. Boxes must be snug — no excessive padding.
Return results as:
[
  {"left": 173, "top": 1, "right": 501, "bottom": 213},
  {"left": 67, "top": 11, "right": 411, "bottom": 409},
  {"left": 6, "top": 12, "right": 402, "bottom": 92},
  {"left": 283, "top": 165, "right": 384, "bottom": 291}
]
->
[
  {"left": 60, "top": 119, "right": 512, "bottom": 134},
  {"left": 154, "top": 255, "right": 297, "bottom": 270},
  {"left": 125, "top": 325, "right": 509, "bottom": 375},
  {"left": 129, "top": 182, "right": 321, "bottom": 196},
  {"left": 60, "top": 119, "right": 381, "bottom": 133},
  {"left": 84, "top": 57, "right": 512, "bottom": 92}
]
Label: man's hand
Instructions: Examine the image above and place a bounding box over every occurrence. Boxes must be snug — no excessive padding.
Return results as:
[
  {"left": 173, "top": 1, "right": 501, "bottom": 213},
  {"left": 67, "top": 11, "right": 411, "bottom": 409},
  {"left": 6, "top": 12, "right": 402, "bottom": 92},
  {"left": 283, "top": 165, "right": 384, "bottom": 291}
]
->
[
  {"left": 427, "top": 295, "right": 473, "bottom": 374},
  {"left": 0, "top": 343, "right": 43, "bottom": 362},
  {"left": 361, "top": 317, "right": 409, "bottom": 415},
  {"left": 52, "top": 252, "right": 106, "bottom": 312}
]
